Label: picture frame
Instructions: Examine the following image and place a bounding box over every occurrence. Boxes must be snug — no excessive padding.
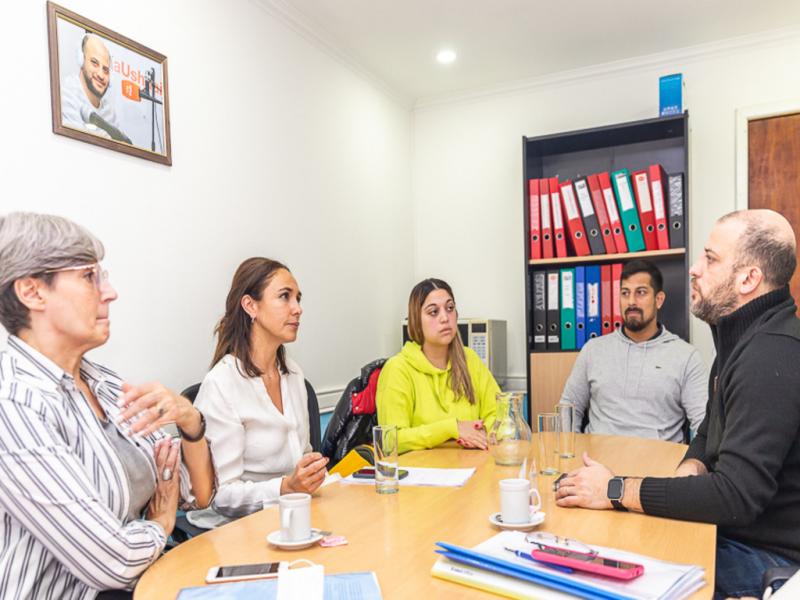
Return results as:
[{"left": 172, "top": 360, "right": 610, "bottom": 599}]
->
[{"left": 46, "top": 2, "right": 172, "bottom": 165}]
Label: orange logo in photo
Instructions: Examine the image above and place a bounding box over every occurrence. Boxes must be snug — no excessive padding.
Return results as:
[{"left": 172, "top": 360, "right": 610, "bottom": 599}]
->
[{"left": 121, "top": 80, "right": 140, "bottom": 101}]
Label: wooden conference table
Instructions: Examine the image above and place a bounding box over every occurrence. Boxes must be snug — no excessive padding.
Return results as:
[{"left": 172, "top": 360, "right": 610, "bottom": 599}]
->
[{"left": 135, "top": 434, "right": 715, "bottom": 599}]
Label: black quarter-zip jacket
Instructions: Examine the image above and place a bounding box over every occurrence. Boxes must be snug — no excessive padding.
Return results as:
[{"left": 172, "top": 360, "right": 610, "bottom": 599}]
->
[{"left": 639, "top": 286, "right": 800, "bottom": 562}]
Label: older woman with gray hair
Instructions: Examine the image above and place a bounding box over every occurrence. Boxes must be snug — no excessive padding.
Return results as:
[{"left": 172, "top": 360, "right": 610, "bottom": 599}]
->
[{"left": 0, "top": 212, "right": 215, "bottom": 599}]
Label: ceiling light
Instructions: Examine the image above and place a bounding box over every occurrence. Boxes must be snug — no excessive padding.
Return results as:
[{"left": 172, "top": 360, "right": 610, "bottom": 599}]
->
[{"left": 436, "top": 49, "right": 457, "bottom": 65}]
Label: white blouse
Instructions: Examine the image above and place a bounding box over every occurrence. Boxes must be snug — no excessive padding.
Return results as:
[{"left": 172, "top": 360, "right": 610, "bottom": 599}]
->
[{"left": 194, "top": 354, "right": 311, "bottom": 516}]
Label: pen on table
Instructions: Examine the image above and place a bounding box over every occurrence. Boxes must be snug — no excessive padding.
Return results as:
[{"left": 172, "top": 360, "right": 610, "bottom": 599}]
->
[{"left": 504, "top": 548, "right": 574, "bottom": 574}]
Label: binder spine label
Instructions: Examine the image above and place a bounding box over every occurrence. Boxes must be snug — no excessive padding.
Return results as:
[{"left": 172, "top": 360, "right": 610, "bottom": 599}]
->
[
  {"left": 668, "top": 176, "right": 684, "bottom": 217},
  {"left": 651, "top": 182, "right": 666, "bottom": 220},
  {"left": 574, "top": 180, "right": 595, "bottom": 216},
  {"left": 634, "top": 174, "right": 652, "bottom": 211},
  {"left": 602, "top": 188, "right": 620, "bottom": 222},
  {"left": 540, "top": 196, "right": 551, "bottom": 228},
  {"left": 552, "top": 194, "right": 564, "bottom": 229},
  {"left": 615, "top": 174, "right": 635, "bottom": 211},
  {"left": 547, "top": 273, "right": 559, "bottom": 310},
  {"left": 562, "top": 186, "right": 579, "bottom": 221},
  {"left": 587, "top": 283, "right": 599, "bottom": 317},
  {"left": 561, "top": 271, "right": 574, "bottom": 309},
  {"left": 533, "top": 272, "right": 546, "bottom": 347}
]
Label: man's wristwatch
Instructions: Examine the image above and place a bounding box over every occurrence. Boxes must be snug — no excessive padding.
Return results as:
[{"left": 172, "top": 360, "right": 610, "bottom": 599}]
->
[
  {"left": 607, "top": 477, "right": 628, "bottom": 511},
  {"left": 178, "top": 409, "right": 206, "bottom": 442}
]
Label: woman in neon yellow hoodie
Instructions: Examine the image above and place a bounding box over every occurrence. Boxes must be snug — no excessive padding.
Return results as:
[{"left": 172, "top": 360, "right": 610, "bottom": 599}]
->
[{"left": 377, "top": 278, "right": 499, "bottom": 454}]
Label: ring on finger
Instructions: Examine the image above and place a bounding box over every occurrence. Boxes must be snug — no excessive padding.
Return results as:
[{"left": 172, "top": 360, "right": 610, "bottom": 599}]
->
[
  {"left": 156, "top": 405, "right": 166, "bottom": 418},
  {"left": 161, "top": 467, "right": 173, "bottom": 481}
]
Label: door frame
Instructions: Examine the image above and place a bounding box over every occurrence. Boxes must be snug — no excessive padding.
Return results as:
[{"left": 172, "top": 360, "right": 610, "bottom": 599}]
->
[{"left": 735, "top": 99, "right": 800, "bottom": 210}]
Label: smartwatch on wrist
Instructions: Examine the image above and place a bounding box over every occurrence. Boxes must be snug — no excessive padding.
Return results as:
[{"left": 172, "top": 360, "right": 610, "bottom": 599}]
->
[{"left": 607, "top": 477, "right": 628, "bottom": 511}]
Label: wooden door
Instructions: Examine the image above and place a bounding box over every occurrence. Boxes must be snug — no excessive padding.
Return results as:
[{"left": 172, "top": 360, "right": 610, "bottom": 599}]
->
[{"left": 748, "top": 112, "right": 800, "bottom": 306}]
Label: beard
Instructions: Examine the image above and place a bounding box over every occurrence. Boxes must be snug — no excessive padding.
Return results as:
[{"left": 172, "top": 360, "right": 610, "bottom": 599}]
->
[
  {"left": 623, "top": 309, "right": 655, "bottom": 332},
  {"left": 690, "top": 274, "right": 739, "bottom": 324},
  {"left": 81, "top": 68, "right": 108, "bottom": 99}
]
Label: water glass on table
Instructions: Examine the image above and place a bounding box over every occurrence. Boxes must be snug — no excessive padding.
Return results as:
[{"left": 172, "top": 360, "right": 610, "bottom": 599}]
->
[
  {"left": 372, "top": 425, "right": 399, "bottom": 494},
  {"left": 537, "top": 412, "right": 560, "bottom": 476},
  {"left": 557, "top": 401, "right": 576, "bottom": 459}
]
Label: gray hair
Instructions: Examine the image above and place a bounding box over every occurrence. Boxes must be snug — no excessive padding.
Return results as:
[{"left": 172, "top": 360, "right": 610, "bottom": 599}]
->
[{"left": 0, "top": 212, "right": 105, "bottom": 334}]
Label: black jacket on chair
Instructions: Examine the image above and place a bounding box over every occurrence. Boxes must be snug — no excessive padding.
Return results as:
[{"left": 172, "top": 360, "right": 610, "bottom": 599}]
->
[{"left": 321, "top": 358, "right": 386, "bottom": 464}]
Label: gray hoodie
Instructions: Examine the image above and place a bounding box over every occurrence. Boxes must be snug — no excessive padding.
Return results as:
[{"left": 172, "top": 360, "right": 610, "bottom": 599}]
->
[{"left": 560, "top": 326, "right": 708, "bottom": 443}]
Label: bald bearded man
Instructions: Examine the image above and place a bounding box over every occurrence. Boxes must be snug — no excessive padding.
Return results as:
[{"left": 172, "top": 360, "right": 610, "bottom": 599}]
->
[
  {"left": 61, "top": 33, "right": 130, "bottom": 143},
  {"left": 555, "top": 209, "right": 800, "bottom": 599}
]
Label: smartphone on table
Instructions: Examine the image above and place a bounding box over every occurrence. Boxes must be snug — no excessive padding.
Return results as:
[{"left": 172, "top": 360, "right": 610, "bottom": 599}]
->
[
  {"left": 205, "top": 561, "right": 288, "bottom": 584},
  {"left": 352, "top": 467, "right": 409, "bottom": 480},
  {"left": 530, "top": 546, "right": 644, "bottom": 580}
]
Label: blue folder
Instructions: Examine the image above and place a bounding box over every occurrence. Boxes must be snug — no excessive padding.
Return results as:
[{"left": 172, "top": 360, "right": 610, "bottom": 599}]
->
[
  {"left": 585, "top": 265, "right": 602, "bottom": 341},
  {"left": 435, "top": 541, "right": 625, "bottom": 600},
  {"left": 575, "top": 266, "right": 586, "bottom": 350}
]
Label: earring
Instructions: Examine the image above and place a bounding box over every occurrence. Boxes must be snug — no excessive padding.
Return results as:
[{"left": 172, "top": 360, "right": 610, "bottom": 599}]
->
[{"left": 251, "top": 315, "right": 256, "bottom": 323}]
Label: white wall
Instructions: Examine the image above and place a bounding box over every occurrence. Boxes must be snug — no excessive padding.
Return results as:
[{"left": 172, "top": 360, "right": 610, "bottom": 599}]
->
[
  {"left": 412, "top": 33, "right": 800, "bottom": 380},
  {"left": 3, "top": 4, "right": 799, "bottom": 400},
  {"left": 0, "top": 1, "right": 413, "bottom": 407}
]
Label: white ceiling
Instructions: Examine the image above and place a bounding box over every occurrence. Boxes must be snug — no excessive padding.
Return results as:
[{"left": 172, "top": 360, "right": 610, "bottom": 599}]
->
[{"left": 264, "top": 0, "right": 800, "bottom": 105}]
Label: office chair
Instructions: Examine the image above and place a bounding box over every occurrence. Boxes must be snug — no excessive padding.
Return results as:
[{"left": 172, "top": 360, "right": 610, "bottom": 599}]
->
[
  {"left": 305, "top": 379, "right": 322, "bottom": 452},
  {"left": 180, "top": 383, "right": 201, "bottom": 403}
]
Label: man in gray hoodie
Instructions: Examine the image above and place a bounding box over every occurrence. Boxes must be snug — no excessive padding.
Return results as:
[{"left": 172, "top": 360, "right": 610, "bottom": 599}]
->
[{"left": 559, "top": 259, "right": 707, "bottom": 442}]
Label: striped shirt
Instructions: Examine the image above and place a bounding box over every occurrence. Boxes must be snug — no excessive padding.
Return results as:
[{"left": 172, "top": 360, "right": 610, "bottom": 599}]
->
[{"left": 0, "top": 336, "right": 192, "bottom": 599}]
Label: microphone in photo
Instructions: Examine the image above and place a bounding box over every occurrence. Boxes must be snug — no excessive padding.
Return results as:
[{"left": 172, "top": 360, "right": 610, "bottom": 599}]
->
[
  {"left": 139, "top": 69, "right": 162, "bottom": 103},
  {"left": 79, "top": 105, "right": 132, "bottom": 144},
  {"left": 138, "top": 68, "right": 163, "bottom": 152}
]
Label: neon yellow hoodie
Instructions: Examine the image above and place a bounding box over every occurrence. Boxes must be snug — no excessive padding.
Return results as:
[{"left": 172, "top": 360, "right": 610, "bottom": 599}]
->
[{"left": 376, "top": 341, "right": 499, "bottom": 454}]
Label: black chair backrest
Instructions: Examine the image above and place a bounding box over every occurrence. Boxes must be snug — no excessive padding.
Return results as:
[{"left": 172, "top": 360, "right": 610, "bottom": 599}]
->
[
  {"left": 181, "top": 383, "right": 201, "bottom": 404},
  {"left": 305, "top": 379, "right": 321, "bottom": 452},
  {"left": 321, "top": 358, "right": 386, "bottom": 463}
]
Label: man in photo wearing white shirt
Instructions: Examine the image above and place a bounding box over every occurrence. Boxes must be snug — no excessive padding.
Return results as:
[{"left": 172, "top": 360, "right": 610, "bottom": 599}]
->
[{"left": 61, "top": 33, "right": 131, "bottom": 143}]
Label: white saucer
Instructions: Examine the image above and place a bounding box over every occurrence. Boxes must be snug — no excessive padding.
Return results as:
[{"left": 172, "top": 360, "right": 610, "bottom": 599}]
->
[
  {"left": 489, "top": 510, "right": 546, "bottom": 531},
  {"left": 266, "top": 530, "right": 324, "bottom": 550}
]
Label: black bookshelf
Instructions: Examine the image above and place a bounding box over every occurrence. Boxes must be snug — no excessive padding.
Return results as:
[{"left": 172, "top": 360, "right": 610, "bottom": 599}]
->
[{"left": 522, "top": 113, "right": 690, "bottom": 420}]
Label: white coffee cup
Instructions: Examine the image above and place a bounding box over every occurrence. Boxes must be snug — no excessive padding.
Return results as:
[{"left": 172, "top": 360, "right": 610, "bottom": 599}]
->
[
  {"left": 279, "top": 493, "right": 312, "bottom": 542},
  {"left": 499, "top": 478, "right": 542, "bottom": 524}
]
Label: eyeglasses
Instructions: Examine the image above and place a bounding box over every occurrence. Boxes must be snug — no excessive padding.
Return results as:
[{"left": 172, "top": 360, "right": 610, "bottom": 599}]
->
[
  {"left": 525, "top": 532, "right": 598, "bottom": 557},
  {"left": 42, "top": 263, "right": 109, "bottom": 291}
]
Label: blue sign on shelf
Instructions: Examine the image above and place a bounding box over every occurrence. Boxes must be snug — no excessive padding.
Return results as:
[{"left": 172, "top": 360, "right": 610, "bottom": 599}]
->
[{"left": 659, "top": 73, "right": 683, "bottom": 117}]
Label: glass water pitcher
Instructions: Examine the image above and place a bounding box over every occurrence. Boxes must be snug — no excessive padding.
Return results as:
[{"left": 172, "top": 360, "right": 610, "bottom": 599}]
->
[{"left": 488, "top": 392, "right": 532, "bottom": 466}]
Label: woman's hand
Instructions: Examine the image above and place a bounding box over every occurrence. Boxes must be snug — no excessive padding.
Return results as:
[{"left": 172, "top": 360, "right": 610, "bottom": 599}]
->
[
  {"left": 146, "top": 438, "right": 181, "bottom": 536},
  {"left": 117, "top": 382, "right": 201, "bottom": 438},
  {"left": 280, "top": 452, "right": 329, "bottom": 495},
  {"left": 456, "top": 420, "right": 488, "bottom": 450}
]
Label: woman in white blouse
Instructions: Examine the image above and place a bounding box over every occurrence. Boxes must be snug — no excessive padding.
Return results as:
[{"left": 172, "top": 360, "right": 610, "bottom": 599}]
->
[{"left": 195, "top": 257, "right": 328, "bottom": 517}]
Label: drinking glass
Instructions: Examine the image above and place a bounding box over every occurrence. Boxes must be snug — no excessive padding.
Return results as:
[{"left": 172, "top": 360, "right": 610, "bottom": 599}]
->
[
  {"left": 537, "top": 412, "right": 559, "bottom": 475},
  {"left": 372, "top": 425, "right": 399, "bottom": 494},
  {"left": 557, "top": 401, "right": 576, "bottom": 459}
]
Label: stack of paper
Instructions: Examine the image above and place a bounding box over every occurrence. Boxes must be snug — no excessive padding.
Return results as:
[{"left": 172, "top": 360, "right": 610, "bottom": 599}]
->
[
  {"left": 432, "top": 531, "right": 705, "bottom": 600},
  {"left": 342, "top": 467, "right": 475, "bottom": 487}
]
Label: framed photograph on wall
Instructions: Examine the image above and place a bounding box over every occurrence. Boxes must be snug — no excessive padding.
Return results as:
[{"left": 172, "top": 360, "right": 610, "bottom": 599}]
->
[{"left": 46, "top": 2, "right": 172, "bottom": 165}]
